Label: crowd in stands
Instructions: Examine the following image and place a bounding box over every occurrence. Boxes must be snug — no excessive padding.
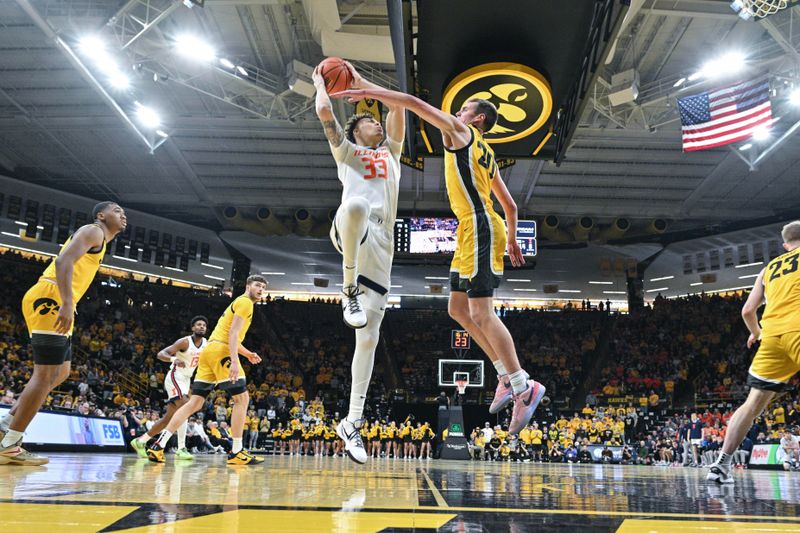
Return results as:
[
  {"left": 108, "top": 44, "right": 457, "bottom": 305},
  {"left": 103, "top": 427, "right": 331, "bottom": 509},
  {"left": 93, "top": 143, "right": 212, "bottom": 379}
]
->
[{"left": 1, "top": 249, "right": 799, "bottom": 468}]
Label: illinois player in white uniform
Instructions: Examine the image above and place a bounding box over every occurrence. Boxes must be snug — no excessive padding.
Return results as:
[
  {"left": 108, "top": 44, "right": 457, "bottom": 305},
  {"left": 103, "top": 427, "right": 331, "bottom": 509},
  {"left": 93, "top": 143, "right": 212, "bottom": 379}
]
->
[
  {"left": 131, "top": 316, "right": 207, "bottom": 460},
  {"left": 312, "top": 61, "right": 404, "bottom": 464}
]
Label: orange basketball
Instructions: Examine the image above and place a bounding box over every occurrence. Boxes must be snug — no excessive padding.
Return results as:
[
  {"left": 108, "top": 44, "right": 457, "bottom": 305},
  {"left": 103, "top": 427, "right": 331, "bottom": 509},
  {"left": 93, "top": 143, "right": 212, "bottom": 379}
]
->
[{"left": 318, "top": 57, "right": 353, "bottom": 94}]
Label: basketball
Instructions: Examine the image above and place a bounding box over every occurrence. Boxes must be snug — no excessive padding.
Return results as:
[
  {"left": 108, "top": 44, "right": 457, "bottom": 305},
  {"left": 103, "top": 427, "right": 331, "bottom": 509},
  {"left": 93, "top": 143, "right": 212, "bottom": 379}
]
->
[{"left": 318, "top": 57, "right": 353, "bottom": 95}]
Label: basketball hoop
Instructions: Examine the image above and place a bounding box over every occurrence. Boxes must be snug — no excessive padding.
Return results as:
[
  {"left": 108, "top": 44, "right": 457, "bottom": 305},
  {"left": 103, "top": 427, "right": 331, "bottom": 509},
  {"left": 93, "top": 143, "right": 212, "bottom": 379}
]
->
[
  {"left": 455, "top": 379, "right": 467, "bottom": 395},
  {"left": 732, "top": 0, "right": 789, "bottom": 19}
]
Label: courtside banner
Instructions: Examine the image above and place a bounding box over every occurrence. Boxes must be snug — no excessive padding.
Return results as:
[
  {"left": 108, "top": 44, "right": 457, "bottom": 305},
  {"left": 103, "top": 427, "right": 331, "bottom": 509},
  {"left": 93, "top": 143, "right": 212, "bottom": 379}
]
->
[
  {"left": 0, "top": 407, "right": 124, "bottom": 448},
  {"left": 749, "top": 444, "right": 780, "bottom": 466}
]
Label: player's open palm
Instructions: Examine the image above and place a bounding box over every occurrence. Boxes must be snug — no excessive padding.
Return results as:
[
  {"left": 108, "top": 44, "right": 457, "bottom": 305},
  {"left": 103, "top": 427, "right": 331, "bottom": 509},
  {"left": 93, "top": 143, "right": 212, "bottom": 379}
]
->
[
  {"left": 245, "top": 353, "right": 262, "bottom": 364},
  {"left": 507, "top": 240, "right": 525, "bottom": 267}
]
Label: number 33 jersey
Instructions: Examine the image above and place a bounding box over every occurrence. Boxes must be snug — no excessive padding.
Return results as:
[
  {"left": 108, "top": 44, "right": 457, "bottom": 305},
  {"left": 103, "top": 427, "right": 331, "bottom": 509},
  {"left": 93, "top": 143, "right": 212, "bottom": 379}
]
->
[{"left": 329, "top": 136, "right": 402, "bottom": 230}]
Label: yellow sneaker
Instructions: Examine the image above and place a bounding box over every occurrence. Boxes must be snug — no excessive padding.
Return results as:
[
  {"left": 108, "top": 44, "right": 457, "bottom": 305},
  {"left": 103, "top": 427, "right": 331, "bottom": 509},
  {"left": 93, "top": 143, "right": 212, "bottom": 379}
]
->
[
  {"left": 227, "top": 449, "right": 263, "bottom": 465},
  {"left": 146, "top": 446, "right": 165, "bottom": 464}
]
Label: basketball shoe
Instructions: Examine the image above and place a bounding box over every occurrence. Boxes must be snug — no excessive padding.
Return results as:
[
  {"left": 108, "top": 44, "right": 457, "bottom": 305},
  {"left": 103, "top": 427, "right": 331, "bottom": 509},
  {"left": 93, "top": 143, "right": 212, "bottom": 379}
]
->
[
  {"left": 227, "top": 449, "right": 263, "bottom": 465},
  {"left": 0, "top": 437, "right": 49, "bottom": 466},
  {"left": 146, "top": 443, "right": 166, "bottom": 463},
  {"left": 175, "top": 448, "right": 194, "bottom": 461},
  {"left": 131, "top": 438, "right": 148, "bottom": 458},
  {"left": 706, "top": 463, "right": 734, "bottom": 484},
  {"left": 489, "top": 374, "right": 513, "bottom": 414},
  {"left": 341, "top": 285, "right": 367, "bottom": 329},
  {"left": 509, "top": 380, "right": 546, "bottom": 435},
  {"left": 337, "top": 418, "right": 367, "bottom": 464}
]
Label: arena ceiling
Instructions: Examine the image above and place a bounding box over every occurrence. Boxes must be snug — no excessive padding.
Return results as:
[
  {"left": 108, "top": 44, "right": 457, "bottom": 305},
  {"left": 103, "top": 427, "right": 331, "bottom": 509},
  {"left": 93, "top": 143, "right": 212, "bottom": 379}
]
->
[{"left": 1, "top": 0, "right": 799, "bottom": 243}]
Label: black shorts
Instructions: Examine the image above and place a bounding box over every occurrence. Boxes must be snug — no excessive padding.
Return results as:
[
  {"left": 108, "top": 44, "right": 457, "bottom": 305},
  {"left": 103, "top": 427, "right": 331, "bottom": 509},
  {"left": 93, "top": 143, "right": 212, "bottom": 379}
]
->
[
  {"left": 31, "top": 333, "right": 72, "bottom": 365},
  {"left": 191, "top": 378, "right": 247, "bottom": 397}
]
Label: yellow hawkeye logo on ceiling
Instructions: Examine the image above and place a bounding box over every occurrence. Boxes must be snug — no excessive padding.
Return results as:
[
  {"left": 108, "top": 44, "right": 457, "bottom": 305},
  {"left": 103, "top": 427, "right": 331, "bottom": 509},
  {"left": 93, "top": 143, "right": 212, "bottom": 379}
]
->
[{"left": 442, "top": 62, "right": 552, "bottom": 144}]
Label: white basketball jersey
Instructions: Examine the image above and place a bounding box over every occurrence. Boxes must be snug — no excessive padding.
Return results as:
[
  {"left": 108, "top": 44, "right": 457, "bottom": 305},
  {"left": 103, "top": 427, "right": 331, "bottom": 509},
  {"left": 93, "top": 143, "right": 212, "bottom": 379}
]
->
[
  {"left": 330, "top": 137, "right": 402, "bottom": 230},
  {"left": 171, "top": 336, "right": 206, "bottom": 379}
]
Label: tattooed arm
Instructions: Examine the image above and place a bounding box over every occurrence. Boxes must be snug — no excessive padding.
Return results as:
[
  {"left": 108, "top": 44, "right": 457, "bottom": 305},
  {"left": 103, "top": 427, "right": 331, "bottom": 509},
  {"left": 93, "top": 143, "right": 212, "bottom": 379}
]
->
[{"left": 312, "top": 66, "right": 345, "bottom": 148}]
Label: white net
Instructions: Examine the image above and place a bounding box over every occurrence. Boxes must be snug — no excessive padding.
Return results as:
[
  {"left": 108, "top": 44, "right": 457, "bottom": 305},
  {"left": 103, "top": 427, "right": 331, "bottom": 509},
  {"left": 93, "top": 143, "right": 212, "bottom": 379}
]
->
[
  {"left": 738, "top": 0, "right": 788, "bottom": 18},
  {"left": 455, "top": 379, "right": 467, "bottom": 395}
]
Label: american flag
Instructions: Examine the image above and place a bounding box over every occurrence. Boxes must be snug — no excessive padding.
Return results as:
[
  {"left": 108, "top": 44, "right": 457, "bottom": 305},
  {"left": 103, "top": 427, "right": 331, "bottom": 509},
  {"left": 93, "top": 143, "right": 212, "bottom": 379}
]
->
[{"left": 677, "top": 76, "right": 772, "bottom": 152}]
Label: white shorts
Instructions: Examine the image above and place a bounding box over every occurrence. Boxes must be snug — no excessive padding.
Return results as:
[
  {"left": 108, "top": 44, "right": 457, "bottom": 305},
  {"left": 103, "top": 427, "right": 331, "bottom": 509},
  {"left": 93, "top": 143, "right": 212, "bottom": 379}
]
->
[
  {"left": 330, "top": 212, "right": 393, "bottom": 313},
  {"left": 690, "top": 439, "right": 702, "bottom": 447},
  {"left": 164, "top": 369, "right": 191, "bottom": 401}
]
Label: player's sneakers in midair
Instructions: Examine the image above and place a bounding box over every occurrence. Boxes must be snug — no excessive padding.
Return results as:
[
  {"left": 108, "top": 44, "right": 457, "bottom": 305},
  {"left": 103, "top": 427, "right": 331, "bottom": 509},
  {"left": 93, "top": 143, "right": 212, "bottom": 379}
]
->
[
  {"left": 489, "top": 374, "right": 513, "bottom": 414},
  {"left": 706, "top": 463, "right": 734, "bottom": 484},
  {"left": 0, "top": 436, "right": 49, "bottom": 466},
  {"left": 146, "top": 444, "right": 166, "bottom": 464},
  {"left": 509, "top": 380, "right": 546, "bottom": 435},
  {"left": 227, "top": 449, "right": 263, "bottom": 465},
  {"left": 341, "top": 285, "right": 367, "bottom": 329},
  {"left": 175, "top": 448, "right": 194, "bottom": 461},
  {"left": 337, "top": 418, "right": 367, "bottom": 464},
  {"left": 131, "top": 438, "right": 148, "bottom": 458}
]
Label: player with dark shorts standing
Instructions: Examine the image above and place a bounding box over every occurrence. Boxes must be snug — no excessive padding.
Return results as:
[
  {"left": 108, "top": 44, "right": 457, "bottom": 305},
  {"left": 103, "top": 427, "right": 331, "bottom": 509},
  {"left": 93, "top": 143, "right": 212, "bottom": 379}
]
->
[{"left": 0, "top": 202, "right": 125, "bottom": 465}]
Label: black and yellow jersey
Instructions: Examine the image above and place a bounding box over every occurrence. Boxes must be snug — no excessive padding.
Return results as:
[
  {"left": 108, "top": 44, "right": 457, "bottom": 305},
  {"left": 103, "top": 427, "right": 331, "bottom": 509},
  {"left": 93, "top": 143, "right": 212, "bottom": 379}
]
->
[
  {"left": 443, "top": 125, "right": 500, "bottom": 220},
  {"left": 39, "top": 225, "right": 106, "bottom": 302},
  {"left": 761, "top": 247, "right": 800, "bottom": 337},
  {"left": 209, "top": 294, "right": 254, "bottom": 345}
]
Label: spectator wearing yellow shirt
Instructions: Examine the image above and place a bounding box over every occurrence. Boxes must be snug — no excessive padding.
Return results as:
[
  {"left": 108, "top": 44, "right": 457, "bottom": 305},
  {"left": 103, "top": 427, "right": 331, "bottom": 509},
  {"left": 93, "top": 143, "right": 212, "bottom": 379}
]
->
[
  {"left": 774, "top": 405, "right": 786, "bottom": 425},
  {"left": 648, "top": 390, "right": 660, "bottom": 408}
]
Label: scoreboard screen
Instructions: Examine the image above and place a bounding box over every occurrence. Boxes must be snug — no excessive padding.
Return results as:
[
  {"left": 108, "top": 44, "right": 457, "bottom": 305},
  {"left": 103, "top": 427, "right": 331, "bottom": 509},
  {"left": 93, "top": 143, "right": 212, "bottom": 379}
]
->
[
  {"left": 516, "top": 220, "right": 537, "bottom": 256},
  {"left": 451, "top": 329, "right": 471, "bottom": 350}
]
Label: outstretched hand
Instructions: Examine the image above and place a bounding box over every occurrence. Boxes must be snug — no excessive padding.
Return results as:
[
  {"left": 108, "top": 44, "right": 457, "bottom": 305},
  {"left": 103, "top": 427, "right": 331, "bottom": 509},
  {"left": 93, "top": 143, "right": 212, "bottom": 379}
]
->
[
  {"left": 507, "top": 240, "right": 525, "bottom": 267},
  {"left": 330, "top": 89, "right": 369, "bottom": 103}
]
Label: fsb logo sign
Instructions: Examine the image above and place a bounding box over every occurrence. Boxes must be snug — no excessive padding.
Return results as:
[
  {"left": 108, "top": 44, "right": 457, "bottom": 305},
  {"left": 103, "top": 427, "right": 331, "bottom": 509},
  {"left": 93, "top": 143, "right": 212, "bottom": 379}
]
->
[{"left": 103, "top": 424, "right": 121, "bottom": 440}]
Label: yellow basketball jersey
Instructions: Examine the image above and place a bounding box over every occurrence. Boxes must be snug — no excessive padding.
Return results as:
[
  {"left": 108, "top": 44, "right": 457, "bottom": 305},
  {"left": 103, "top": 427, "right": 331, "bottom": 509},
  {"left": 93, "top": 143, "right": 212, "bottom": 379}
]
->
[
  {"left": 760, "top": 247, "right": 800, "bottom": 337},
  {"left": 40, "top": 224, "right": 106, "bottom": 302},
  {"left": 444, "top": 125, "right": 500, "bottom": 220},
  {"left": 209, "top": 294, "right": 254, "bottom": 345}
]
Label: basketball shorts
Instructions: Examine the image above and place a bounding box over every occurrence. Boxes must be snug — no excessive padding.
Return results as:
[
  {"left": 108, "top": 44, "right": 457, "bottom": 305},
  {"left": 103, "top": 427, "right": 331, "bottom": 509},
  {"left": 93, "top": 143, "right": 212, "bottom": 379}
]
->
[
  {"left": 21, "top": 280, "right": 73, "bottom": 364},
  {"left": 747, "top": 331, "right": 800, "bottom": 391},
  {"left": 450, "top": 212, "right": 506, "bottom": 298},
  {"left": 191, "top": 341, "right": 247, "bottom": 396},
  {"left": 164, "top": 369, "right": 191, "bottom": 402},
  {"left": 330, "top": 210, "right": 393, "bottom": 314}
]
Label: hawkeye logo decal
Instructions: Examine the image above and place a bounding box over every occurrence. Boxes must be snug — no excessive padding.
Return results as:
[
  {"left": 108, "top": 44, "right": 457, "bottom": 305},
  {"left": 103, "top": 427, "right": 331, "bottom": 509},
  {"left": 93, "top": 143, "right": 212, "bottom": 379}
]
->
[
  {"left": 33, "top": 297, "right": 60, "bottom": 316},
  {"left": 442, "top": 62, "right": 552, "bottom": 144}
]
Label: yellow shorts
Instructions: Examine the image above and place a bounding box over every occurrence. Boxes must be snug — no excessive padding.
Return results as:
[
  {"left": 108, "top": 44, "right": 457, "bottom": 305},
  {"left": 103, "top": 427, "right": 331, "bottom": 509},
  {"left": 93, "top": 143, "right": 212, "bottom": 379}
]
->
[
  {"left": 22, "top": 280, "right": 72, "bottom": 337},
  {"left": 748, "top": 331, "right": 800, "bottom": 391},
  {"left": 449, "top": 212, "right": 506, "bottom": 298},
  {"left": 194, "top": 341, "right": 246, "bottom": 385}
]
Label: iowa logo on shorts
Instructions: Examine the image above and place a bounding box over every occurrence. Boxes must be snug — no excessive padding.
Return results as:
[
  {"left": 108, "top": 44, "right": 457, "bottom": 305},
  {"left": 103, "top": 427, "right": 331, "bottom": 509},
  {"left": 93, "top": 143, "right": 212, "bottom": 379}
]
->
[
  {"left": 220, "top": 356, "right": 232, "bottom": 369},
  {"left": 441, "top": 62, "right": 552, "bottom": 144},
  {"left": 33, "top": 297, "right": 60, "bottom": 316}
]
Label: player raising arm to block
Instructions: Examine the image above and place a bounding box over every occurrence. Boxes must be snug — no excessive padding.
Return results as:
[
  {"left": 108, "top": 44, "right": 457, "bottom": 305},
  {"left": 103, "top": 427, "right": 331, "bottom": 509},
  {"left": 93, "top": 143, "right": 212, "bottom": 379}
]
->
[{"left": 331, "top": 87, "right": 545, "bottom": 434}]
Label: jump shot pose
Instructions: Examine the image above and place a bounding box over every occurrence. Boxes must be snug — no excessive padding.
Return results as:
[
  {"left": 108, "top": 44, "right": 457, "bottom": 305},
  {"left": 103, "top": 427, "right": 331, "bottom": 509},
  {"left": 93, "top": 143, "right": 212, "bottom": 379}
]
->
[{"left": 313, "top": 60, "right": 405, "bottom": 463}]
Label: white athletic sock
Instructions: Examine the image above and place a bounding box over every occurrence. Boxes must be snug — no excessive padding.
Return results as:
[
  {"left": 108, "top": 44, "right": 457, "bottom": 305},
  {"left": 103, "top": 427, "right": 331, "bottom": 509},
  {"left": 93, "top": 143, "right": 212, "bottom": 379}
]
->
[
  {"left": 509, "top": 369, "right": 529, "bottom": 394},
  {"left": 0, "top": 412, "right": 14, "bottom": 432},
  {"left": 492, "top": 360, "right": 508, "bottom": 377},
  {"left": 155, "top": 430, "right": 173, "bottom": 449},
  {"left": 717, "top": 452, "right": 733, "bottom": 467},
  {"left": 135, "top": 433, "right": 150, "bottom": 443},
  {"left": 1, "top": 429, "right": 23, "bottom": 448},
  {"left": 348, "top": 312, "right": 380, "bottom": 422},
  {"left": 338, "top": 197, "right": 370, "bottom": 287},
  {"left": 232, "top": 437, "right": 243, "bottom": 454},
  {"left": 177, "top": 421, "right": 187, "bottom": 450}
]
